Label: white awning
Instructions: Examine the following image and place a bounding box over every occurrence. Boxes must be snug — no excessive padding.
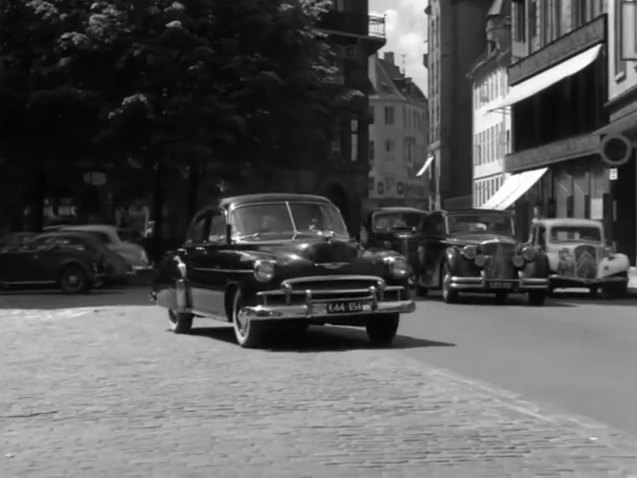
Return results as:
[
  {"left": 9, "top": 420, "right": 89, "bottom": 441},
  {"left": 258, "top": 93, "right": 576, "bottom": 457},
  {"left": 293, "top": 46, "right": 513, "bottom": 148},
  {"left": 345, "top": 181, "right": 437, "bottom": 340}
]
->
[
  {"left": 487, "top": 44, "right": 602, "bottom": 112},
  {"left": 479, "top": 167, "right": 548, "bottom": 210}
]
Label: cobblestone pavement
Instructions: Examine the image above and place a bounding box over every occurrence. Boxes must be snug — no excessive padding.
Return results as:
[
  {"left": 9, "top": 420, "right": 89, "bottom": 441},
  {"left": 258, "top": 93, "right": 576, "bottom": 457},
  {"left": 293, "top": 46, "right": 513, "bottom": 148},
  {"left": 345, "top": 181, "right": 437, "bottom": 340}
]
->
[{"left": 1, "top": 306, "right": 637, "bottom": 477}]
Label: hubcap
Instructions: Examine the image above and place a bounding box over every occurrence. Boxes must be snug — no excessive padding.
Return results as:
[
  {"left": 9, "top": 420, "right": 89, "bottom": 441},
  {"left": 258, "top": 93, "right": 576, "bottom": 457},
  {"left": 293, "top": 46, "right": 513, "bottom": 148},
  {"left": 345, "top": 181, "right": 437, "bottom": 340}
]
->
[{"left": 68, "top": 275, "right": 79, "bottom": 286}]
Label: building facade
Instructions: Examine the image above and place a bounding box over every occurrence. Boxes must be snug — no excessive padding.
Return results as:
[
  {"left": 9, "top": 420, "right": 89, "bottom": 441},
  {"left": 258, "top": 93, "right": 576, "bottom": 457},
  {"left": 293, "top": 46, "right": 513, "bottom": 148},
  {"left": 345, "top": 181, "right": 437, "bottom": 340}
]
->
[
  {"left": 487, "top": 0, "right": 613, "bottom": 242},
  {"left": 595, "top": 0, "right": 637, "bottom": 264},
  {"left": 367, "top": 52, "right": 429, "bottom": 210},
  {"left": 425, "top": 0, "right": 495, "bottom": 210},
  {"left": 468, "top": 0, "right": 513, "bottom": 208}
]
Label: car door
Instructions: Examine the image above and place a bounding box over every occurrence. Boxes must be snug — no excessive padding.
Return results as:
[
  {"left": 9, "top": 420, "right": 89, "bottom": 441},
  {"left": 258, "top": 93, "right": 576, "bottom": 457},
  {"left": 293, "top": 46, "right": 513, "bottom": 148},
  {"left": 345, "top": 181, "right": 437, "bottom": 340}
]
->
[
  {"left": 187, "top": 209, "right": 230, "bottom": 318},
  {"left": 182, "top": 211, "right": 212, "bottom": 313},
  {"left": 420, "top": 212, "right": 447, "bottom": 287}
]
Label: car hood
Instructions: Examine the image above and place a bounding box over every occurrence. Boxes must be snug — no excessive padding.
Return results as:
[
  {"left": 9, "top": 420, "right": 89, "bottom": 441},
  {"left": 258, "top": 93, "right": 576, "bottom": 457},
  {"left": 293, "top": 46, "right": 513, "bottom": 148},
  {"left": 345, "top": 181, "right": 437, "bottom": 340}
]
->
[
  {"left": 237, "top": 238, "right": 397, "bottom": 278},
  {"left": 445, "top": 232, "right": 517, "bottom": 247}
]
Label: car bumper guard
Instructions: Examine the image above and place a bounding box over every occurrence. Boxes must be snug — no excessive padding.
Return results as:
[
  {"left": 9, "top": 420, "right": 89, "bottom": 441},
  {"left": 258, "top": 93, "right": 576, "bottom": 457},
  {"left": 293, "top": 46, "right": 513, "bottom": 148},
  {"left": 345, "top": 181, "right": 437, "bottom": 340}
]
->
[
  {"left": 239, "top": 283, "right": 415, "bottom": 322},
  {"left": 449, "top": 271, "right": 549, "bottom": 292}
]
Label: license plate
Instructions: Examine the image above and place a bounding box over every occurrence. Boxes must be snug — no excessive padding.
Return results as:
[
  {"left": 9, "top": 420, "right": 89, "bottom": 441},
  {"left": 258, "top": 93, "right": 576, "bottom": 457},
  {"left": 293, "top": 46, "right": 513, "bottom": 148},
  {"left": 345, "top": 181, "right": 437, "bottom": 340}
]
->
[
  {"left": 489, "top": 281, "right": 513, "bottom": 290},
  {"left": 326, "top": 301, "right": 365, "bottom": 314}
]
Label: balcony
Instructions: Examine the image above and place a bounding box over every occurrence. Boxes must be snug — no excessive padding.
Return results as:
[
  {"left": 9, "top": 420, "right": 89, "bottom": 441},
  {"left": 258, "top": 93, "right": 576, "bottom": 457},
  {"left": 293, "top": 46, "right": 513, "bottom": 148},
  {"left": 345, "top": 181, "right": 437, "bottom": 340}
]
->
[{"left": 317, "top": 11, "right": 386, "bottom": 41}]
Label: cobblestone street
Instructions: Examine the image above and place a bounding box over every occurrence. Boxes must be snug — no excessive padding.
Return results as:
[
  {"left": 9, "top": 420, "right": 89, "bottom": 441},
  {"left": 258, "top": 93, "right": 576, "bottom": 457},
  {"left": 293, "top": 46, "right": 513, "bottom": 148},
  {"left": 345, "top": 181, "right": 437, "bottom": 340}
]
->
[{"left": 2, "top": 304, "right": 637, "bottom": 477}]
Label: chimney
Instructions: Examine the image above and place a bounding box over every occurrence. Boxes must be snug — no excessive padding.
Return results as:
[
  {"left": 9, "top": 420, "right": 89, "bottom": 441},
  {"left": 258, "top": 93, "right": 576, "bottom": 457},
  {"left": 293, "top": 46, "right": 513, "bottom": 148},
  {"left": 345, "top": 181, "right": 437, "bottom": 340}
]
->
[{"left": 384, "top": 51, "right": 395, "bottom": 65}]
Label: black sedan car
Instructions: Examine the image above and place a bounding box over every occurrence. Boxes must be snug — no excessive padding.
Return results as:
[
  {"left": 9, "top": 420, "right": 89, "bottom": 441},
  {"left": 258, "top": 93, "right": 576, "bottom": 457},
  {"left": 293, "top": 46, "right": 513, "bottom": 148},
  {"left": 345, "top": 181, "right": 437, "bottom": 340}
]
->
[
  {"left": 409, "top": 209, "right": 550, "bottom": 305},
  {"left": 151, "top": 193, "right": 416, "bottom": 348},
  {"left": 359, "top": 207, "right": 428, "bottom": 252},
  {"left": 0, "top": 232, "right": 106, "bottom": 293}
]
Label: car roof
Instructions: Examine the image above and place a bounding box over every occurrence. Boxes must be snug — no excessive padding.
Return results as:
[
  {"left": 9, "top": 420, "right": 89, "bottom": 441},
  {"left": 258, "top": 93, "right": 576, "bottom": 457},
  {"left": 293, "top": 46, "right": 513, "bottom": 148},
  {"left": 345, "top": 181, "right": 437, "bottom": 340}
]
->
[
  {"left": 371, "top": 207, "right": 428, "bottom": 214},
  {"left": 63, "top": 224, "right": 117, "bottom": 233},
  {"left": 534, "top": 218, "right": 603, "bottom": 227},
  {"left": 433, "top": 208, "right": 514, "bottom": 216},
  {"left": 218, "top": 193, "right": 334, "bottom": 209}
]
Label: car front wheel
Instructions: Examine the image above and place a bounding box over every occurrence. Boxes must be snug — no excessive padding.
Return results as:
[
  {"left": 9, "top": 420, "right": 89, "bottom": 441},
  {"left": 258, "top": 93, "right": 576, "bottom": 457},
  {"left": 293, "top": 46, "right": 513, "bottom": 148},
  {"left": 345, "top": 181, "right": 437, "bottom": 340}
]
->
[
  {"left": 366, "top": 314, "right": 399, "bottom": 347},
  {"left": 528, "top": 291, "right": 547, "bottom": 306},
  {"left": 168, "top": 309, "right": 193, "bottom": 334},
  {"left": 232, "top": 288, "right": 266, "bottom": 348},
  {"left": 60, "top": 265, "right": 90, "bottom": 294}
]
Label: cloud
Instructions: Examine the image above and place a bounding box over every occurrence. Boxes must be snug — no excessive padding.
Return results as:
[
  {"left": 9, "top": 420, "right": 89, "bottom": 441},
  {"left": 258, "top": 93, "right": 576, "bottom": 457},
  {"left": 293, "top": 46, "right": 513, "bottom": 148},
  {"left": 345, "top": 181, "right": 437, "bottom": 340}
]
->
[{"left": 370, "top": 0, "right": 429, "bottom": 96}]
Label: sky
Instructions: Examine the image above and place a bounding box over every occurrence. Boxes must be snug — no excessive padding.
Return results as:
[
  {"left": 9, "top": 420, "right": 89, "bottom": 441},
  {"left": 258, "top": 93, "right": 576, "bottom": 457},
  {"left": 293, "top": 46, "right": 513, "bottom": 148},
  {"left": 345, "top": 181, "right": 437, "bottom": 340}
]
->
[{"left": 370, "top": 0, "right": 429, "bottom": 96}]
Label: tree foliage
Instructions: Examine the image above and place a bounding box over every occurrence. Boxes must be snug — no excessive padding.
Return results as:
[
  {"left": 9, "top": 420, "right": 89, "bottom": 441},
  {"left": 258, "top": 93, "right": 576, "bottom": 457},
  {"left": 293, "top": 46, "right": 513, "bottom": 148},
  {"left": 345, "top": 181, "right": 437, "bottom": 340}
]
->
[{"left": 0, "top": 0, "right": 336, "bottom": 180}]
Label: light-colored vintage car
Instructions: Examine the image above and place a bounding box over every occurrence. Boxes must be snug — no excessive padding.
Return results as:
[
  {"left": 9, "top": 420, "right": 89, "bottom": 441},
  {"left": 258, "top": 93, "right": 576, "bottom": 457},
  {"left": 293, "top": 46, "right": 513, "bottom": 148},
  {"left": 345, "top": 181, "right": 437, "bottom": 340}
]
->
[
  {"left": 529, "top": 218, "right": 630, "bottom": 297},
  {"left": 61, "top": 224, "right": 153, "bottom": 272}
]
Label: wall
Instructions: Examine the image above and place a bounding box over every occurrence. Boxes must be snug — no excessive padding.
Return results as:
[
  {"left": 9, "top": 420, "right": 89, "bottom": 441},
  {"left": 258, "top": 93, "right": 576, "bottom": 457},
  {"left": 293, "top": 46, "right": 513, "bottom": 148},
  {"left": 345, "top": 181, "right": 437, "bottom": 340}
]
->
[
  {"left": 472, "top": 62, "right": 512, "bottom": 207},
  {"left": 607, "top": 0, "right": 637, "bottom": 101}
]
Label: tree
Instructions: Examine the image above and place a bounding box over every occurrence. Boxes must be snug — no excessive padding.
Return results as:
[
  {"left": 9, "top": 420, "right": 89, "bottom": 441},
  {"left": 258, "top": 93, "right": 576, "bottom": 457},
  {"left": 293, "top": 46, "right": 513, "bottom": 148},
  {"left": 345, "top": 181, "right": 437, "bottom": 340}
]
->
[{"left": 1, "top": 0, "right": 335, "bottom": 235}]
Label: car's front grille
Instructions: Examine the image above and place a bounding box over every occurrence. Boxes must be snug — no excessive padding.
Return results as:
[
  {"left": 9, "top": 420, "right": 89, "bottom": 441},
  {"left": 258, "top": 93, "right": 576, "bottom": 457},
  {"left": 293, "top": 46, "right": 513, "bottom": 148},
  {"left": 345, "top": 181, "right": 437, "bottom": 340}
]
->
[
  {"left": 574, "top": 244, "right": 597, "bottom": 279},
  {"left": 258, "top": 275, "right": 405, "bottom": 306},
  {"left": 481, "top": 242, "right": 517, "bottom": 280}
]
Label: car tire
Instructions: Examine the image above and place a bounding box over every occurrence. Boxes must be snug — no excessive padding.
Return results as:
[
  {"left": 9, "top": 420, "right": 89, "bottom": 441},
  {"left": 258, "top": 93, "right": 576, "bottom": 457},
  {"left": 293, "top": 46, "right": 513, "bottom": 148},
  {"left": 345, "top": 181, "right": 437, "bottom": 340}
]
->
[
  {"left": 441, "top": 262, "right": 458, "bottom": 304},
  {"left": 168, "top": 309, "right": 193, "bottom": 334},
  {"left": 366, "top": 314, "right": 399, "bottom": 347},
  {"left": 232, "top": 288, "right": 265, "bottom": 348},
  {"left": 528, "top": 291, "right": 547, "bottom": 306},
  {"left": 602, "top": 282, "right": 628, "bottom": 298},
  {"left": 59, "top": 265, "right": 90, "bottom": 294},
  {"left": 495, "top": 291, "right": 508, "bottom": 304}
]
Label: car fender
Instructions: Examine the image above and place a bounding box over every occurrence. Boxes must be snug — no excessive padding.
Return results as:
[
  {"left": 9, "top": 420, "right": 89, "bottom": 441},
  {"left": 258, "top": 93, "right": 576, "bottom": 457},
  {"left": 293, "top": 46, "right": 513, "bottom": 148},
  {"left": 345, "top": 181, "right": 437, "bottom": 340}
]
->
[
  {"left": 444, "top": 246, "right": 462, "bottom": 274},
  {"left": 598, "top": 253, "right": 630, "bottom": 278}
]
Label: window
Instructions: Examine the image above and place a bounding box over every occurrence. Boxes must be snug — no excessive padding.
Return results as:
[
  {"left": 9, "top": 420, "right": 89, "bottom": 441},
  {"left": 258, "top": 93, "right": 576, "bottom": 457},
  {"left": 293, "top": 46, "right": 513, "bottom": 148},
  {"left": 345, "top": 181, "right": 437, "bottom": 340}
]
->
[
  {"left": 614, "top": 0, "right": 627, "bottom": 78},
  {"left": 529, "top": 0, "right": 539, "bottom": 38},
  {"left": 384, "top": 106, "right": 394, "bottom": 125},
  {"left": 208, "top": 213, "right": 226, "bottom": 244},
  {"left": 186, "top": 212, "right": 209, "bottom": 244},
  {"left": 368, "top": 140, "right": 374, "bottom": 163},
  {"left": 385, "top": 139, "right": 395, "bottom": 152},
  {"left": 513, "top": 1, "right": 526, "bottom": 42}
]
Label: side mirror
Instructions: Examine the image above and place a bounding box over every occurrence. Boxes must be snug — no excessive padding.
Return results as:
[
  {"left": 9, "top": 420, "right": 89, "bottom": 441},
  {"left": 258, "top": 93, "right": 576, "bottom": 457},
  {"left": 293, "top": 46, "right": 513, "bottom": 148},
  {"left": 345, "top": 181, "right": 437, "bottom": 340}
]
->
[{"left": 225, "top": 223, "right": 232, "bottom": 244}]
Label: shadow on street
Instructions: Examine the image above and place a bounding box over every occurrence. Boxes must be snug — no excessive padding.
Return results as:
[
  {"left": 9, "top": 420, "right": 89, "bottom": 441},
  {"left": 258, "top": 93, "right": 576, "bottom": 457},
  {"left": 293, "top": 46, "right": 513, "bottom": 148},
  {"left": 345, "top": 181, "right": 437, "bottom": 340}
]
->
[
  {"left": 0, "top": 286, "right": 152, "bottom": 310},
  {"left": 188, "top": 324, "right": 456, "bottom": 352}
]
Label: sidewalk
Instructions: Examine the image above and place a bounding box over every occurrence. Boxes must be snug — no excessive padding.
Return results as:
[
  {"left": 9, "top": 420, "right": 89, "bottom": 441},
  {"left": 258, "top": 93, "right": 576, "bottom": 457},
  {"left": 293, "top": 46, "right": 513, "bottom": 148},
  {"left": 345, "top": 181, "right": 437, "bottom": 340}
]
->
[{"left": 630, "top": 267, "right": 637, "bottom": 294}]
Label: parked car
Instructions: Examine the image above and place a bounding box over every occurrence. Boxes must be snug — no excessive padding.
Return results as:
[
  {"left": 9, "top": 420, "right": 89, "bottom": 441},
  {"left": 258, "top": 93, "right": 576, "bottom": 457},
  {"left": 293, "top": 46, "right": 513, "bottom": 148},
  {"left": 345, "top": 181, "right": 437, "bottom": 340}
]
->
[
  {"left": 359, "top": 207, "right": 428, "bottom": 253},
  {"left": 150, "top": 193, "right": 416, "bottom": 348},
  {"left": 529, "top": 218, "right": 630, "bottom": 297},
  {"left": 38, "top": 231, "right": 134, "bottom": 285},
  {"left": 409, "top": 209, "right": 550, "bottom": 305},
  {"left": 61, "top": 224, "right": 152, "bottom": 272},
  {"left": 0, "top": 233, "right": 106, "bottom": 293}
]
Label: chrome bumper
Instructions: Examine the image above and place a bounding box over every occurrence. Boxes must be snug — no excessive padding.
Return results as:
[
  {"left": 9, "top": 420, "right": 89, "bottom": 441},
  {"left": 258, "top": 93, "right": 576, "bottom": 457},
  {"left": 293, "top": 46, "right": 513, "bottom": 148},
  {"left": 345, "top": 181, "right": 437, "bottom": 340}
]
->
[
  {"left": 549, "top": 274, "right": 628, "bottom": 285},
  {"left": 449, "top": 271, "right": 549, "bottom": 292},
  {"left": 241, "top": 277, "right": 415, "bottom": 321},
  {"left": 239, "top": 299, "right": 415, "bottom": 322}
]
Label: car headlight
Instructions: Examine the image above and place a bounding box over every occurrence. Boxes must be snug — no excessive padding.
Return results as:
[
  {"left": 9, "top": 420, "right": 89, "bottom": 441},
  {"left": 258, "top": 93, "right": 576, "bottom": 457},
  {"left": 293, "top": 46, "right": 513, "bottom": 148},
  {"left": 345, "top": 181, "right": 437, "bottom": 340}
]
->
[
  {"left": 512, "top": 255, "right": 524, "bottom": 268},
  {"left": 521, "top": 246, "right": 537, "bottom": 261},
  {"left": 385, "top": 256, "right": 408, "bottom": 278},
  {"left": 462, "top": 245, "right": 477, "bottom": 260},
  {"left": 253, "top": 260, "right": 275, "bottom": 282}
]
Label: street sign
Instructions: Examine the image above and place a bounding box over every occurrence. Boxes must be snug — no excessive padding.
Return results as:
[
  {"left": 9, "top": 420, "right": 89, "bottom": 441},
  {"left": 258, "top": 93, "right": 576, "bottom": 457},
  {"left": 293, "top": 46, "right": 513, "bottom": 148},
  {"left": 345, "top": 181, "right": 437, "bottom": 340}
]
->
[{"left": 609, "top": 168, "right": 618, "bottom": 181}]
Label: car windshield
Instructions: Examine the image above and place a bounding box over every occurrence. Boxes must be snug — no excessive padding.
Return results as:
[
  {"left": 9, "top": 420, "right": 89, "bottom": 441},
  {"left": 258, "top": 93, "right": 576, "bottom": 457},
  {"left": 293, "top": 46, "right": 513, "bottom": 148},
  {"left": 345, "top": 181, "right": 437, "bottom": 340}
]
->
[
  {"left": 230, "top": 201, "right": 349, "bottom": 240},
  {"left": 550, "top": 225, "right": 602, "bottom": 243},
  {"left": 447, "top": 213, "right": 514, "bottom": 236},
  {"left": 373, "top": 212, "right": 424, "bottom": 232}
]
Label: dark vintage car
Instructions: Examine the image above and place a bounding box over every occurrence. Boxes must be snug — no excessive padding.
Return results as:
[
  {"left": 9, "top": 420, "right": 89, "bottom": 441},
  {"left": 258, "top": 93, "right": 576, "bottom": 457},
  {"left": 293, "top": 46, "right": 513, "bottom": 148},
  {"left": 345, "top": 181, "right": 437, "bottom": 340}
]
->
[
  {"left": 150, "top": 193, "right": 416, "bottom": 348},
  {"left": 0, "top": 232, "right": 106, "bottom": 293},
  {"left": 409, "top": 209, "right": 550, "bottom": 305},
  {"left": 359, "top": 207, "right": 428, "bottom": 254}
]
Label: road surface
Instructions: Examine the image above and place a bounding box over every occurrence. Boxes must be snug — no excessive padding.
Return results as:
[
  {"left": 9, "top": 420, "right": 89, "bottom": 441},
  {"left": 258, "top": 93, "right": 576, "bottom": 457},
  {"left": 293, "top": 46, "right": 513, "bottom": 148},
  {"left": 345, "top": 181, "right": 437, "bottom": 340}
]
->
[{"left": 1, "top": 287, "right": 636, "bottom": 476}]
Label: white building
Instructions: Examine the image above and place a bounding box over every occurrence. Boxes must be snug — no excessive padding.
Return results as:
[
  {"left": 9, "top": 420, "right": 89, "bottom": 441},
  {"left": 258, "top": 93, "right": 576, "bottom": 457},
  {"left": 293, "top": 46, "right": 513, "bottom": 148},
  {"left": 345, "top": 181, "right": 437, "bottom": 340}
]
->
[
  {"left": 467, "top": 0, "right": 512, "bottom": 209},
  {"left": 367, "top": 52, "right": 429, "bottom": 209}
]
